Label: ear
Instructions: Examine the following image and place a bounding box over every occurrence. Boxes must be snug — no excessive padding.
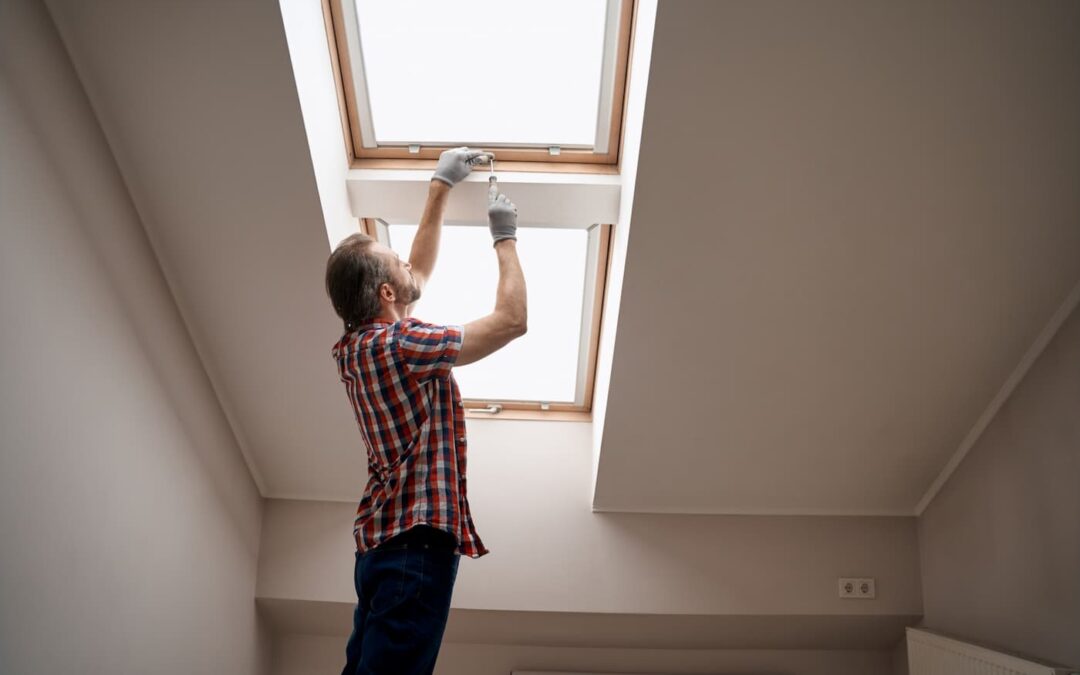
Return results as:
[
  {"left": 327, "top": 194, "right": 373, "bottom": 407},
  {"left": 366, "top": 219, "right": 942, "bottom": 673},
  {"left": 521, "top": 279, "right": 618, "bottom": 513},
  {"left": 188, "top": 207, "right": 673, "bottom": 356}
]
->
[{"left": 378, "top": 282, "right": 395, "bottom": 304}]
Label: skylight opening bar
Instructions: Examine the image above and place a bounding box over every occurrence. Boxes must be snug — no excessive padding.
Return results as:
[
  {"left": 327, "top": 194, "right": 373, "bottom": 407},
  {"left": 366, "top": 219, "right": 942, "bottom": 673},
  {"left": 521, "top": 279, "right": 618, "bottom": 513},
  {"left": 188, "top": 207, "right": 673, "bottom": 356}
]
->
[
  {"left": 335, "top": 0, "right": 377, "bottom": 149},
  {"left": 593, "top": 0, "right": 626, "bottom": 156},
  {"left": 574, "top": 224, "right": 608, "bottom": 407},
  {"left": 367, "top": 141, "right": 594, "bottom": 152}
]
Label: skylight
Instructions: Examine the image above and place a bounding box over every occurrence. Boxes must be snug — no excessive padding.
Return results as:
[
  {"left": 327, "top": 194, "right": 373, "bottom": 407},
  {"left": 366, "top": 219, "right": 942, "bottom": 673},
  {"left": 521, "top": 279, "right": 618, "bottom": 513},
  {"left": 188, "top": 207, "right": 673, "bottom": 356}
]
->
[
  {"left": 329, "top": 0, "right": 634, "bottom": 164},
  {"left": 388, "top": 224, "right": 589, "bottom": 403},
  {"left": 365, "top": 219, "right": 610, "bottom": 413},
  {"left": 355, "top": 1, "right": 606, "bottom": 148}
]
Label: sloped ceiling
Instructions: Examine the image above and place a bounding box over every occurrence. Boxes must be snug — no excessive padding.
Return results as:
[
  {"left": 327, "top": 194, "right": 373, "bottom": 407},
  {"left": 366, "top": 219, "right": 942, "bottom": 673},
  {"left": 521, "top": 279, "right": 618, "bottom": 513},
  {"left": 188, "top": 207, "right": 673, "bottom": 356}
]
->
[
  {"left": 44, "top": 0, "right": 366, "bottom": 498},
  {"left": 45, "top": 0, "right": 1080, "bottom": 514},
  {"left": 593, "top": 0, "right": 1080, "bottom": 514}
]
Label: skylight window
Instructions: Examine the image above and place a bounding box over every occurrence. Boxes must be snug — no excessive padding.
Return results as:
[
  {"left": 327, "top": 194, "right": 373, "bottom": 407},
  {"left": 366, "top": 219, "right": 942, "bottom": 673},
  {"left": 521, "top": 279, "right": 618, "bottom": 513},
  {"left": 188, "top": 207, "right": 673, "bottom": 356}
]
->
[
  {"left": 364, "top": 219, "right": 610, "bottom": 414},
  {"left": 356, "top": 1, "right": 605, "bottom": 148},
  {"left": 389, "top": 225, "right": 586, "bottom": 402},
  {"left": 328, "top": 0, "right": 634, "bottom": 166}
]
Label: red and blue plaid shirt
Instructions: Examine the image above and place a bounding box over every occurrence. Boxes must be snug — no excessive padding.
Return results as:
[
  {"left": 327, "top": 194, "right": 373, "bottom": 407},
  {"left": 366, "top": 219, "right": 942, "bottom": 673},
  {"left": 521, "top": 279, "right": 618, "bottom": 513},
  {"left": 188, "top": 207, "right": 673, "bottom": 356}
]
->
[{"left": 332, "top": 318, "right": 488, "bottom": 558}]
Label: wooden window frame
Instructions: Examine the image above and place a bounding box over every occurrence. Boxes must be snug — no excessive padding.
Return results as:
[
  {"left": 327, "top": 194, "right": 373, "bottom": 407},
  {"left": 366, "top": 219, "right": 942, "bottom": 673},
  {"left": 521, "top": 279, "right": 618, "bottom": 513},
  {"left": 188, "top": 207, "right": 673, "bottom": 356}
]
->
[
  {"left": 361, "top": 218, "right": 613, "bottom": 422},
  {"left": 324, "top": 0, "right": 636, "bottom": 174}
]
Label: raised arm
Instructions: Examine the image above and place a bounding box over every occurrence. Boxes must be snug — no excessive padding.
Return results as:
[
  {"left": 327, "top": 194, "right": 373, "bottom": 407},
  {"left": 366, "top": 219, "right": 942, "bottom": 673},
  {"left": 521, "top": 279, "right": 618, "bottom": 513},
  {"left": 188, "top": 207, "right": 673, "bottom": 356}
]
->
[
  {"left": 408, "top": 180, "right": 450, "bottom": 293},
  {"left": 458, "top": 191, "right": 527, "bottom": 366},
  {"left": 409, "top": 147, "right": 486, "bottom": 295}
]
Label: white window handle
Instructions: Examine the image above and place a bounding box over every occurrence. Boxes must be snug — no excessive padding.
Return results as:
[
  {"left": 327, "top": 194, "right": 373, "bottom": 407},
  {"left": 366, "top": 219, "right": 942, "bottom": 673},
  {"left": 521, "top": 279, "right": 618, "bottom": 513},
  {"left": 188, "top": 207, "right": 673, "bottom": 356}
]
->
[{"left": 465, "top": 404, "right": 503, "bottom": 415}]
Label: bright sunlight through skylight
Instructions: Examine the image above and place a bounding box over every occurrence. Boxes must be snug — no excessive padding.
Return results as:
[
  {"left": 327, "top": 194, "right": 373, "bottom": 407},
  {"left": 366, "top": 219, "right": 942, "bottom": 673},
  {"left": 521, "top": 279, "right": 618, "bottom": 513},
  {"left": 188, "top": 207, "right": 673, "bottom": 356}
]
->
[
  {"left": 389, "top": 224, "right": 588, "bottom": 403},
  {"left": 355, "top": 0, "right": 608, "bottom": 147}
]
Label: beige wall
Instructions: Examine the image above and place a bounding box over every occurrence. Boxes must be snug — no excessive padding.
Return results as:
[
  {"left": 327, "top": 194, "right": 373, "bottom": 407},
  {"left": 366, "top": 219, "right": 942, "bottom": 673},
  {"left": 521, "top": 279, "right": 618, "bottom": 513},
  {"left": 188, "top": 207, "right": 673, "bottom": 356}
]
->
[
  {"left": 0, "top": 1, "right": 268, "bottom": 673},
  {"left": 891, "top": 637, "right": 908, "bottom": 675},
  {"left": 272, "top": 633, "right": 893, "bottom": 675},
  {"left": 259, "top": 421, "right": 922, "bottom": 618},
  {"left": 918, "top": 303, "right": 1080, "bottom": 668}
]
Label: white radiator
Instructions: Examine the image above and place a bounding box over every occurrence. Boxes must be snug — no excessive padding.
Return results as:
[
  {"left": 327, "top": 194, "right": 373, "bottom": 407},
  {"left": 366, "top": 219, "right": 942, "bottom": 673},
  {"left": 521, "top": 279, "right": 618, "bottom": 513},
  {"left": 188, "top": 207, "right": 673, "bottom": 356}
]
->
[{"left": 907, "top": 628, "right": 1078, "bottom": 675}]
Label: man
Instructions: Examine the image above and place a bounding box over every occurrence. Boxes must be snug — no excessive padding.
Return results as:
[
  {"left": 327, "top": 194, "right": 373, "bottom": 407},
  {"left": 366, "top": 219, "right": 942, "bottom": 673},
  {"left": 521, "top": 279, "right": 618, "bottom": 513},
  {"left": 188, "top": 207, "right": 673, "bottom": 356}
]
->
[{"left": 325, "top": 147, "right": 527, "bottom": 675}]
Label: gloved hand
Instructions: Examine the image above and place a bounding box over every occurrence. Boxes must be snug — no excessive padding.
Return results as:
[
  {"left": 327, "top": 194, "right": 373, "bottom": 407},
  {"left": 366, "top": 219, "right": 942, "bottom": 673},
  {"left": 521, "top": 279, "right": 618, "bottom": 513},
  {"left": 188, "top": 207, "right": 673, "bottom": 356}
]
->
[
  {"left": 488, "top": 189, "right": 518, "bottom": 244},
  {"left": 432, "top": 147, "right": 486, "bottom": 187}
]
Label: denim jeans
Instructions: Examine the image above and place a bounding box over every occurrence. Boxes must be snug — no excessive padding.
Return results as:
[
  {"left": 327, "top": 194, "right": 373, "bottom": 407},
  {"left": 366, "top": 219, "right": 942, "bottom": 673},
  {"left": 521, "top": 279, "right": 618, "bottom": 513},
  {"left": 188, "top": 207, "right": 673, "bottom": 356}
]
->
[{"left": 342, "top": 526, "right": 461, "bottom": 675}]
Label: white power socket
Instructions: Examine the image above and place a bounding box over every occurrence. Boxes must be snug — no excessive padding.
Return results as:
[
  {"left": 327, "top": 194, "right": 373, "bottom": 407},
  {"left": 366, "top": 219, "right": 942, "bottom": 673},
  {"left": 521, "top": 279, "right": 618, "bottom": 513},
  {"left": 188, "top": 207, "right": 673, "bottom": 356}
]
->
[{"left": 838, "top": 577, "right": 876, "bottom": 599}]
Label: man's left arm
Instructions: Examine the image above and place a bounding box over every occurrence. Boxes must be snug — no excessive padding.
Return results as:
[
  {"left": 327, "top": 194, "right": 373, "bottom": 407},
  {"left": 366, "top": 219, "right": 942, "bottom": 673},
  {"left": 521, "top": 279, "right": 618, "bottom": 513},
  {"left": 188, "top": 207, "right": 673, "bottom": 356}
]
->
[{"left": 409, "top": 147, "right": 485, "bottom": 298}]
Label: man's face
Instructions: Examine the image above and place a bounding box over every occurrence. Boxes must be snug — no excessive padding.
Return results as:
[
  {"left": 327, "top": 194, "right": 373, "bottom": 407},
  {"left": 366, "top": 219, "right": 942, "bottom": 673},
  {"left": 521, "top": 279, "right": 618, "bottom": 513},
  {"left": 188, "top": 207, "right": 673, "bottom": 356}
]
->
[{"left": 375, "top": 243, "right": 421, "bottom": 306}]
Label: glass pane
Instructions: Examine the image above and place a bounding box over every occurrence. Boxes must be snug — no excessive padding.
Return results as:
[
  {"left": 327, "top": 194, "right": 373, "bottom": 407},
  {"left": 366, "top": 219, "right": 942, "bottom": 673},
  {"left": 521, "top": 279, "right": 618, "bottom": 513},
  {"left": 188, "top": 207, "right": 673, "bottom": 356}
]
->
[
  {"left": 388, "top": 225, "right": 589, "bottom": 403},
  {"left": 355, "top": 0, "right": 607, "bottom": 147}
]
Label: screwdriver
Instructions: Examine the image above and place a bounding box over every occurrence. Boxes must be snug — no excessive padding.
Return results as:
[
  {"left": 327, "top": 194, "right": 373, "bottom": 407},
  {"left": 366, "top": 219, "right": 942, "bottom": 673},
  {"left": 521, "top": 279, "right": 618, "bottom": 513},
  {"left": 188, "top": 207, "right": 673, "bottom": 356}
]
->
[{"left": 469, "top": 151, "right": 497, "bottom": 201}]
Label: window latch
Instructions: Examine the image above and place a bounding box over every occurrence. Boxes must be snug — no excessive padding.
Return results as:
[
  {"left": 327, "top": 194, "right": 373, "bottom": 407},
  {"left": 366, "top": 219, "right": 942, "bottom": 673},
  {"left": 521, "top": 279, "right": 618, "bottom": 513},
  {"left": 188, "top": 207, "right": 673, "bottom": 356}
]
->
[{"left": 465, "top": 404, "right": 503, "bottom": 415}]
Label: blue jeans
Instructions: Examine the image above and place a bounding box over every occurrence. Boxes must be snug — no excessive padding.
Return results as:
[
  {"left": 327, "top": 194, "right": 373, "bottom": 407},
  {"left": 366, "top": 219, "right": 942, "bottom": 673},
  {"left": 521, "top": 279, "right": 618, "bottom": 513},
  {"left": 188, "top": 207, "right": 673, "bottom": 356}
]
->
[{"left": 342, "top": 526, "right": 460, "bottom": 675}]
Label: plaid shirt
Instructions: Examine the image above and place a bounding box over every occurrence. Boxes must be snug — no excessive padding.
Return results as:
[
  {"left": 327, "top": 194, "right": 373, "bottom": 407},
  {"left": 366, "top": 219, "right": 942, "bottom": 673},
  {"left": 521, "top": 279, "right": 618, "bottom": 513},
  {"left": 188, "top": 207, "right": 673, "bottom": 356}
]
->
[{"left": 332, "top": 318, "right": 488, "bottom": 558}]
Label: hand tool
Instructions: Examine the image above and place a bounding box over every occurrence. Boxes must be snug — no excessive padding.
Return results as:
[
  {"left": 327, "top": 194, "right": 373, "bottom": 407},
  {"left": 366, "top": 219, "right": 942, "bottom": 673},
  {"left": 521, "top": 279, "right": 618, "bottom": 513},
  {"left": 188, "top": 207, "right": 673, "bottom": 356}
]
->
[{"left": 468, "top": 152, "right": 498, "bottom": 201}]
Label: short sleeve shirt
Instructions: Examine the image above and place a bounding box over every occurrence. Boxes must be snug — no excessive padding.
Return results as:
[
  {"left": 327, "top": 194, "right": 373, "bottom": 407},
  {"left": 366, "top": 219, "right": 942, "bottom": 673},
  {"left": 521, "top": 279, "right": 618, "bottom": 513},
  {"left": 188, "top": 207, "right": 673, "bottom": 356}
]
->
[{"left": 331, "top": 318, "right": 488, "bottom": 558}]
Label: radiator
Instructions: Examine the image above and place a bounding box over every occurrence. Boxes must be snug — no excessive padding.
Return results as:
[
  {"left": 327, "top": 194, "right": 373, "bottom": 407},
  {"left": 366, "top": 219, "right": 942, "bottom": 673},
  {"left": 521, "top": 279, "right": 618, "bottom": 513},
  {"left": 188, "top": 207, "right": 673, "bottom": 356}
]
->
[{"left": 907, "top": 628, "right": 1078, "bottom": 675}]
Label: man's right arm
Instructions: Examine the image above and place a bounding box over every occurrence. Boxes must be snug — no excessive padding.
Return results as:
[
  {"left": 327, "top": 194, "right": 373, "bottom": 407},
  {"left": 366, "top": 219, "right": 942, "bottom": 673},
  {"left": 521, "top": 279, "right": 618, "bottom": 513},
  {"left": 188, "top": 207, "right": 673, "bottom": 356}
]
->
[{"left": 458, "top": 193, "right": 527, "bottom": 366}]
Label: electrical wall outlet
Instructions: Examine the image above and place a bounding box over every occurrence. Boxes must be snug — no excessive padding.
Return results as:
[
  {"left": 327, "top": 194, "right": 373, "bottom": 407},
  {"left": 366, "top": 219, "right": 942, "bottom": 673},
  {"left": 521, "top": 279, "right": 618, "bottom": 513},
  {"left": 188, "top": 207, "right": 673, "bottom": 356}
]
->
[{"left": 839, "top": 577, "right": 876, "bottom": 599}]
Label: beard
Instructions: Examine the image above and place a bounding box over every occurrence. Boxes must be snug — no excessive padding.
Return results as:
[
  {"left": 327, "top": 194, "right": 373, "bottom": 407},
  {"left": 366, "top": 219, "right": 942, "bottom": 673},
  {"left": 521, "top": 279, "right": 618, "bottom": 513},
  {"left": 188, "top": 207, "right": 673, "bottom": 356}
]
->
[{"left": 394, "top": 275, "right": 421, "bottom": 305}]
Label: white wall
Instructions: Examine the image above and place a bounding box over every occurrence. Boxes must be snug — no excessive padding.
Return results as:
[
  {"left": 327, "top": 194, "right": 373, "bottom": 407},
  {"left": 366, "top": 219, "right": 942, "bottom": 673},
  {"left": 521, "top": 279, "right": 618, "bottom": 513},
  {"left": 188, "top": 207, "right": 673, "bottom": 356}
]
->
[
  {"left": 259, "top": 421, "right": 921, "bottom": 618},
  {"left": 0, "top": 1, "right": 267, "bottom": 672},
  {"left": 918, "top": 301, "right": 1080, "bottom": 668},
  {"left": 278, "top": 0, "right": 357, "bottom": 249},
  {"left": 272, "top": 634, "right": 893, "bottom": 675}
]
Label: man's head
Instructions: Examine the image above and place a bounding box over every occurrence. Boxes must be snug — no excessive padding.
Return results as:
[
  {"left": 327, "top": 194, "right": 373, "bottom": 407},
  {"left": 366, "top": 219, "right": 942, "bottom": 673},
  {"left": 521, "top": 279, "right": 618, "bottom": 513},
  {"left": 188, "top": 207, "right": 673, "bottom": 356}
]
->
[{"left": 325, "top": 233, "right": 421, "bottom": 330}]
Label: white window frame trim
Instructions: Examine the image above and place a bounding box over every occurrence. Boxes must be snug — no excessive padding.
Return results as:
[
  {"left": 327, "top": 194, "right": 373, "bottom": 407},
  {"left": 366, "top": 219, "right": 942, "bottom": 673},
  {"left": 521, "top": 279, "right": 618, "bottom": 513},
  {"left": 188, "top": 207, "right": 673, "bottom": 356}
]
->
[{"left": 334, "top": 0, "right": 628, "bottom": 155}]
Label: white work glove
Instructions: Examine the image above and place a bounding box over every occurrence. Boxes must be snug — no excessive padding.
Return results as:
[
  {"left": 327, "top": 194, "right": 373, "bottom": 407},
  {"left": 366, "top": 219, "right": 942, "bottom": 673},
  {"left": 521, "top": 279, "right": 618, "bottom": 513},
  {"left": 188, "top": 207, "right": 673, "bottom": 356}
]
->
[
  {"left": 488, "top": 189, "right": 518, "bottom": 244},
  {"left": 432, "top": 147, "right": 486, "bottom": 187}
]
